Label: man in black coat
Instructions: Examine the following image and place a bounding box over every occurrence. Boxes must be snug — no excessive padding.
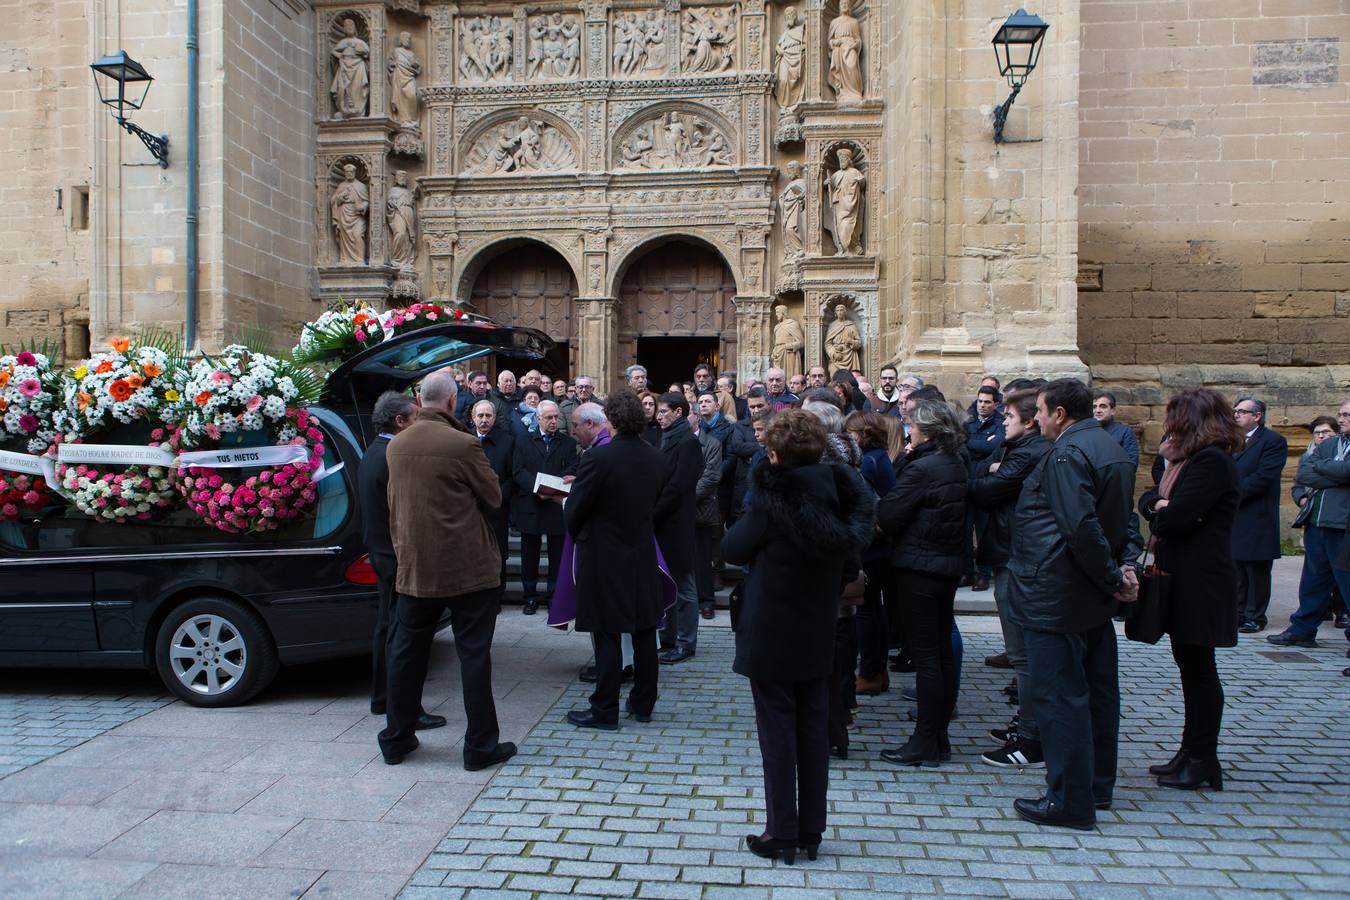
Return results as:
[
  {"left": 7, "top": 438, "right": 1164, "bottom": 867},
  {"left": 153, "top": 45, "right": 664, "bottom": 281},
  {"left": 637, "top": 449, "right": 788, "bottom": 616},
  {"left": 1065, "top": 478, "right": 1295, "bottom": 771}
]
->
[
  {"left": 1231, "top": 398, "right": 1288, "bottom": 633},
  {"left": 1007, "top": 379, "right": 1138, "bottom": 831},
  {"left": 653, "top": 391, "right": 704, "bottom": 663},
  {"left": 470, "top": 399, "right": 515, "bottom": 585},
  {"left": 510, "top": 400, "right": 579, "bottom": 615},
  {"left": 563, "top": 392, "right": 670, "bottom": 729},
  {"left": 357, "top": 391, "right": 445, "bottom": 729}
]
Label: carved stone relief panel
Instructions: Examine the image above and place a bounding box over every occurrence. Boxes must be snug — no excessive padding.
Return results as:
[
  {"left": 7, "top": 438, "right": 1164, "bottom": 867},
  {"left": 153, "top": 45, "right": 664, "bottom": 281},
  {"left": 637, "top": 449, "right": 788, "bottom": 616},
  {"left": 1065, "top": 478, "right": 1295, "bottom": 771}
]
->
[
  {"left": 613, "top": 10, "right": 671, "bottom": 78},
  {"left": 458, "top": 15, "right": 514, "bottom": 83},
  {"left": 528, "top": 13, "right": 582, "bottom": 80},
  {"left": 615, "top": 109, "right": 735, "bottom": 170},
  {"left": 327, "top": 13, "right": 373, "bottom": 119},
  {"left": 462, "top": 114, "right": 580, "bottom": 174},
  {"left": 683, "top": 7, "right": 737, "bottom": 74},
  {"left": 822, "top": 141, "right": 867, "bottom": 256},
  {"left": 428, "top": 5, "right": 455, "bottom": 84}
]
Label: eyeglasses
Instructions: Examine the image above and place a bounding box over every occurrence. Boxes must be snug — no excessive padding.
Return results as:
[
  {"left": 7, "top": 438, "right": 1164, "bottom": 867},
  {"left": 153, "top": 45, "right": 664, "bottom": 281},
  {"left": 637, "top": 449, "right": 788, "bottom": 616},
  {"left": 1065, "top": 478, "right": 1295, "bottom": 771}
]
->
[
  {"left": 1313, "top": 429, "right": 1334, "bottom": 437},
  {"left": 1233, "top": 408, "right": 1257, "bottom": 415}
]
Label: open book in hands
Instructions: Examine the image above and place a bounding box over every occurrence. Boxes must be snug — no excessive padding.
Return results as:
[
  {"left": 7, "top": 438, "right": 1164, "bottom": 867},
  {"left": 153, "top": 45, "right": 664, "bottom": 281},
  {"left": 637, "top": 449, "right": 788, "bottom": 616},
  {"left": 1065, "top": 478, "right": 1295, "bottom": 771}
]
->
[{"left": 533, "top": 472, "right": 572, "bottom": 500}]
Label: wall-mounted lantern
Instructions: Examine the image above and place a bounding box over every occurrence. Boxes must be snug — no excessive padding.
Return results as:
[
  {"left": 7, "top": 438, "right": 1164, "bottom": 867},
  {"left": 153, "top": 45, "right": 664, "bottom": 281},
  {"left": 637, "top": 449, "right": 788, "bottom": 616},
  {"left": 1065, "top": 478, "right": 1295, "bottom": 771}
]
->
[
  {"left": 991, "top": 9, "right": 1049, "bottom": 144},
  {"left": 91, "top": 50, "right": 170, "bottom": 167}
]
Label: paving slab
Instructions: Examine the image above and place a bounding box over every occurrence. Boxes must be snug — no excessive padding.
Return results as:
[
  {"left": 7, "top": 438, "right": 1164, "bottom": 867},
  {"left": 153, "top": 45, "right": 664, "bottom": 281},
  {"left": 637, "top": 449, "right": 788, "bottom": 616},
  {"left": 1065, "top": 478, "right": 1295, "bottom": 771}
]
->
[
  {"left": 93, "top": 809, "right": 302, "bottom": 866},
  {"left": 117, "top": 862, "right": 322, "bottom": 899}
]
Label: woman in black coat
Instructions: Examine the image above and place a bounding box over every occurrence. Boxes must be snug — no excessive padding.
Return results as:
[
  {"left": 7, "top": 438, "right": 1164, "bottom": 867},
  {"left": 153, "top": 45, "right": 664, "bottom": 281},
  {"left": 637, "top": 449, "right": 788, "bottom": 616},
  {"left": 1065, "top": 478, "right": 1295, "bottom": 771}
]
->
[
  {"left": 875, "top": 398, "right": 969, "bottom": 767},
  {"left": 1139, "top": 388, "right": 1242, "bottom": 791},
  {"left": 723, "top": 410, "right": 873, "bottom": 865}
]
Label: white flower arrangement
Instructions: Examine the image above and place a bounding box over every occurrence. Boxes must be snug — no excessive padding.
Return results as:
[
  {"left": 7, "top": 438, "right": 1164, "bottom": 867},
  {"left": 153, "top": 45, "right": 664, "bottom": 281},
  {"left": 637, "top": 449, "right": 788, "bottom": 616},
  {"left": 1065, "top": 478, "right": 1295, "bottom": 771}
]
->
[
  {"left": 0, "top": 349, "right": 60, "bottom": 454},
  {"left": 292, "top": 300, "right": 387, "bottom": 366},
  {"left": 179, "top": 345, "right": 304, "bottom": 447}
]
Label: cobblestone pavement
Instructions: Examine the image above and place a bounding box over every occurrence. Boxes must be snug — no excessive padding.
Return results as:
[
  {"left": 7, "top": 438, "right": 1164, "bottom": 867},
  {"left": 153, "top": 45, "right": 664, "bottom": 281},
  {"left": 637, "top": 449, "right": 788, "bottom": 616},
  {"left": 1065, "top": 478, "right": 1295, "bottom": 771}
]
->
[{"left": 409, "top": 617, "right": 1350, "bottom": 899}]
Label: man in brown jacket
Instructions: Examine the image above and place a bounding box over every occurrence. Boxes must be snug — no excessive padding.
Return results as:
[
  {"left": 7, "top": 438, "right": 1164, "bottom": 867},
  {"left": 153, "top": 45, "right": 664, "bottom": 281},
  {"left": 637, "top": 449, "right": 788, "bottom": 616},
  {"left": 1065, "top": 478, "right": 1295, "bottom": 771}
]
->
[{"left": 378, "top": 369, "right": 517, "bottom": 770}]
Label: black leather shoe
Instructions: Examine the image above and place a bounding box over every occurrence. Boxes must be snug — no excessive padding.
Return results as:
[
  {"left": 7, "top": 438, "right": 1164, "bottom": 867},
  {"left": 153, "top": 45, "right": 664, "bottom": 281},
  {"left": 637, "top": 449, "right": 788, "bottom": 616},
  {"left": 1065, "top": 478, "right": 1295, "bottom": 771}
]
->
[
  {"left": 1238, "top": 620, "right": 1261, "bottom": 634},
  {"left": 1267, "top": 630, "right": 1317, "bottom": 648},
  {"left": 579, "top": 664, "right": 598, "bottom": 683},
  {"left": 414, "top": 713, "right": 447, "bottom": 731},
  {"left": 463, "top": 741, "right": 517, "bottom": 772},
  {"left": 1157, "top": 757, "right": 1223, "bottom": 791},
  {"left": 880, "top": 739, "right": 940, "bottom": 767},
  {"left": 1013, "top": 796, "right": 1095, "bottom": 831},
  {"left": 522, "top": 598, "right": 539, "bottom": 616},
  {"left": 1148, "top": 748, "right": 1188, "bottom": 776},
  {"left": 566, "top": 708, "right": 619, "bottom": 731},
  {"left": 1094, "top": 799, "right": 1112, "bottom": 811},
  {"left": 658, "top": 648, "right": 694, "bottom": 665},
  {"left": 1342, "top": 666, "right": 1349, "bottom": 677},
  {"left": 382, "top": 737, "right": 419, "bottom": 766},
  {"left": 625, "top": 698, "right": 652, "bottom": 723},
  {"left": 745, "top": 833, "right": 797, "bottom": 865}
]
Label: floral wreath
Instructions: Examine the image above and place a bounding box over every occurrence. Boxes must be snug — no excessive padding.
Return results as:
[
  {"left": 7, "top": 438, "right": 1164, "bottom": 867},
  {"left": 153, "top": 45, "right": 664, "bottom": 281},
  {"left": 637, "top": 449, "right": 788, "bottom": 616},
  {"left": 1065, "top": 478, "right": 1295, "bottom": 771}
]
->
[
  {"left": 53, "top": 337, "right": 185, "bottom": 524},
  {"left": 292, "top": 300, "right": 387, "bottom": 367},
  {"left": 381, "top": 300, "right": 468, "bottom": 336},
  {"left": 0, "top": 347, "right": 60, "bottom": 522},
  {"left": 175, "top": 345, "right": 326, "bottom": 535}
]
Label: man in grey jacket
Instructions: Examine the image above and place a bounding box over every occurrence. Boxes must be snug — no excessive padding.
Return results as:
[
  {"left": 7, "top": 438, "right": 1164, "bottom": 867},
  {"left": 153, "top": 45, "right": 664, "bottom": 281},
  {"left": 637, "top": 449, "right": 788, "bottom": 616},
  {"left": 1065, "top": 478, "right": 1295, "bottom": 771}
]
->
[
  {"left": 1007, "top": 379, "right": 1138, "bottom": 831},
  {"left": 1270, "top": 400, "right": 1350, "bottom": 648}
]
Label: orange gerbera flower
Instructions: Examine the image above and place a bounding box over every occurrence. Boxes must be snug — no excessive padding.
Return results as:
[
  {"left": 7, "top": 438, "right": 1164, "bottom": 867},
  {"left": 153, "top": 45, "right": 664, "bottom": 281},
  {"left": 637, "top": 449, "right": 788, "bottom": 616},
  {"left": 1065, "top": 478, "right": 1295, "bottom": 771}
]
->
[
  {"left": 77, "top": 392, "right": 92, "bottom": 410},
  {"left": 109, "top": 337, "right": 130, "bottom": 353},
  {"left": 95, "top": 360, "right": 114, "bottom": 374},
  {"left": 108, "top": 380, "right": 133, "bottom": 402},
  {"left": 127, "top": 374, "right": 144, "bottom": 389},
  {"left": 141, "top": 362, "right": 163, "bottom": 378},
  {"left": 0, "top": 397, "right": 8, "bottom": 413},
  {"left": 195, "top": 391, "right": 213, "bottom": 406},
  {"left": 0, "top": 369, "right": 9, "bottom": 388},
  {"left": 353, "top": 313, "right": 370, "bottom": 326}
]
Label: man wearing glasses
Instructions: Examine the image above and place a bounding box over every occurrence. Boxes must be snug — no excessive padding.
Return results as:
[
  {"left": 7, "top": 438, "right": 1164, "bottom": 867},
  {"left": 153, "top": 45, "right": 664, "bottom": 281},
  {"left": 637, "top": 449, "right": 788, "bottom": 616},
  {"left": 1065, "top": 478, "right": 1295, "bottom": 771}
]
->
[
  {"left": 1230, "top": 399, "right": 1288, "bottom": 633},
  {"left": 1271, "top": 401, "right": 1350, "bottom": 650}
]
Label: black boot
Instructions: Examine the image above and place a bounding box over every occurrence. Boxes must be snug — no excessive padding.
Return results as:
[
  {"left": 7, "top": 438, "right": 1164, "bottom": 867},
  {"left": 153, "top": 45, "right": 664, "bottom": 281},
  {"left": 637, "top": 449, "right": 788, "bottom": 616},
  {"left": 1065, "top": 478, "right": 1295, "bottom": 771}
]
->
[
  {"left": 880, "top": 735, "right": 940, "bottom": 767},
  {"left": 796, "top": 832, "right": 822, "bottom": 861},
  {"left": 1148, "top": 747, "right": 1189, "bottom": 777},
  {"left": 1158, "top": 756, "right": 1223, "bottom": 791},
  {"left": 745, "top": 833, "right": 797, "bottom": 864}
]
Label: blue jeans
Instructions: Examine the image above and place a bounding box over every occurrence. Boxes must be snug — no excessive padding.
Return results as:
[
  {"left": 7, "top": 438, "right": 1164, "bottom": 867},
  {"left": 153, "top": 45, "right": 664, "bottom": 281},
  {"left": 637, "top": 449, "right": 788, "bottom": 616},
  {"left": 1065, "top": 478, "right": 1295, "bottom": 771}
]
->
[{"left": 1289, "top": 526, "right": 1350, "bottom": 640}]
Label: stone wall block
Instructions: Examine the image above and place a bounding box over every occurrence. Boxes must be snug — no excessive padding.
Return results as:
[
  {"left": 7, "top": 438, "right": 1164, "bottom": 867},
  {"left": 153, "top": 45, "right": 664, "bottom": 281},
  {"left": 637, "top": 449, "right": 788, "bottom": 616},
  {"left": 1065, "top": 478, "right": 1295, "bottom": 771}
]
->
[
  {"left": 1151, "top": 263, "right": 1241, "bottom": 292},
  {"left": 1252, "top": 291, "right": 1335, "bottom": 318}
]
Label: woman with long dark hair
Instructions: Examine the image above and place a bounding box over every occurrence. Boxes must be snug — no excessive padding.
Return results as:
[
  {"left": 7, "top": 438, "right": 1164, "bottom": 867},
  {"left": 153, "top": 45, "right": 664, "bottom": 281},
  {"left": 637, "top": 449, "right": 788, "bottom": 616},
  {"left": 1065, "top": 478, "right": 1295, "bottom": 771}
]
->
[
  {"left": 846, "top": 411, "right": 896, "bottom": 696},
  {"left": 638, "top": 391, "right": 661, "bottom": 447},
  {"left": 1139, "top": 387, "right": 1243, "bottom": 790}
]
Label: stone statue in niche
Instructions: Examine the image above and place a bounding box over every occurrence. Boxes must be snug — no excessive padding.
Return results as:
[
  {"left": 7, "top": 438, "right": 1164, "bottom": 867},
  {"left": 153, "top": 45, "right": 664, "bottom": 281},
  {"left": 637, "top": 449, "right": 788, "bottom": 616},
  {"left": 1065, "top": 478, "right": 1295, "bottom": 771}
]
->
[
  {"left": 778, "top": 161, "right": 806, "bottom": 259},
  {"left": 387, "top": 32, "right": 421, "bottom": 126},
  {"left": 386, "top": 169, "right": 417, "bottom": 269},
  {"left": 825, "top": 148, "right": 866, "bottom": 256},
  {"left": 824, "top": 303, "right": 863, "bottom": 373},
  {"left": 617, "top": 112, "right": 732, "bottom": 170},
  {"left": 828, "top": 0, "right": 865, "bottom": 103},
  {"left": 466, "top": 117, "right": 578, "bottom": 174},
  {"left": 330, "top": 18, "right": 370, "bottom": 118},
  {"left": 613, "top": 11, "right": 668, "bottom": 76},
  {"left": 529, "top": 13, "right": 581, "bottom": 79},
  {"left": 770, "top": 304, "right": 804, "bottom": 380},
  {"left": 330, "top": 164, "right": 369, "bottom": 266},
  {"left": 774, "top": 7, "right": 805, "bottom": 109},
  {"left": 683, "top": 8, "right": 735, "bottom": 74},
  {"left": 459, "top": 16, "right": 513, "bottom": 83}
]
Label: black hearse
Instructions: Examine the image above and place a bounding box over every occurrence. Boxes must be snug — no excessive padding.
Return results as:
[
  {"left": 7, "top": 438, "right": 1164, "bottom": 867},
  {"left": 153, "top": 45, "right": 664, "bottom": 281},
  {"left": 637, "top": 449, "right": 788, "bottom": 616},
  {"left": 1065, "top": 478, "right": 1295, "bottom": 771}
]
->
[{"left": 0, "top": 322, "right": 552, "bottom": 706}]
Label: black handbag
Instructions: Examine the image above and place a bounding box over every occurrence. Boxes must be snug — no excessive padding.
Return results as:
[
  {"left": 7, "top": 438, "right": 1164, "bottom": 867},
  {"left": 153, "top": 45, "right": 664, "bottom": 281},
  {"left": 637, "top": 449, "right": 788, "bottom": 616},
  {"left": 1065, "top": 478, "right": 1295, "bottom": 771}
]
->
[
  {"left": 1124, "top": 543, "right": 1171, "bottom": 645},
  {"left": 1292, "top": 497, "right": 1313, "bottom": 529}
]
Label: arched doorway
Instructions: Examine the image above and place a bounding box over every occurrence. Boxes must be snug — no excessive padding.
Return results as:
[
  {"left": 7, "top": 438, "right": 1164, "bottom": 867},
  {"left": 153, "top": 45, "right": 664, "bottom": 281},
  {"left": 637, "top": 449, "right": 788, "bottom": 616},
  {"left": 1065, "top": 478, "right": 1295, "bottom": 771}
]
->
[
  {"left": 616, "top": 239, "right": 737, "bottom": 391},
  {"left": 468, "top": 241, "right": 577, "bottom": 378}
]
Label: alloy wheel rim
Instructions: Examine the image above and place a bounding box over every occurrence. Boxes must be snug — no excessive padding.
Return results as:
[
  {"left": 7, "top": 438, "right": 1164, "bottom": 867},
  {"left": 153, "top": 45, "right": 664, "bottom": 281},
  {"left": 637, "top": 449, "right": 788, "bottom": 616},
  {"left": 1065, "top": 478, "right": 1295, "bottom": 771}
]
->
[{"left": 168, "top": 614, "right": 247, "bottom": 695}]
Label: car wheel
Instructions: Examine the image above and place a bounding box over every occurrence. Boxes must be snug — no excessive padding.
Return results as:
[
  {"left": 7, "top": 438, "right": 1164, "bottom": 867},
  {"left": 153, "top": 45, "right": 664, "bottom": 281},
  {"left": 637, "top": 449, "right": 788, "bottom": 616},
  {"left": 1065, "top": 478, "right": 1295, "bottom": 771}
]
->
[{"left": 154, "top": 597, "right": 279, "bottom": 708}]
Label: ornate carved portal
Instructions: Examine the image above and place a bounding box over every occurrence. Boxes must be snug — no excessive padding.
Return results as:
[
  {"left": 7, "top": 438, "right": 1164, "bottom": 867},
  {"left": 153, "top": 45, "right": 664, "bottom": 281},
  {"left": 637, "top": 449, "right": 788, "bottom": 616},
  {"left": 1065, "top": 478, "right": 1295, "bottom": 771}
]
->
[
  {"left": 616, "top": 241, "right": 738, "bottom": 375},
  {"left": 469, "top": 243, "right": 578, "bottom": 352}
]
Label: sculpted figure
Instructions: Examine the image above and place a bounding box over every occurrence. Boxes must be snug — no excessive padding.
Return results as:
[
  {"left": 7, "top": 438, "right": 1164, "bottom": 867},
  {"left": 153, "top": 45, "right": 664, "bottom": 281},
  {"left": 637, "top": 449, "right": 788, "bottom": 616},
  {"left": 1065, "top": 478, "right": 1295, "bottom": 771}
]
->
[
  {"left": 559, "top": 15, "right": 582, "bottom": 78},
  {"left": 685, "top": 10, "right": 733, "bottom": 74},
  {"left": 643, "top": 11, "right": 667, "bottom": 71},
  {"left": 774, "top": 7, "right": 805, "bottom": 109},
  {"left": 330, "top": 19, "right": 370, "bottom": 118},
  {"left": 388, "top": 32, "right": 421, "bottom": 125},
  {"left": 779, "top": 161, "right": 806, "bottom": 257},
  {"left": 828, "top": 0, "right": 865, "bottom": 103},
  {"left": 386, "top": 170, "right": 417, "bottom": 269},
  {"left": 330, "top": 164, "right": 369, "bottom": 266},
  {"left": 613, "top": 14, "right": 645, "bottom": 75},
  {"left": 770, "top": 305, "right": 804, "bottom": 380},
  {"left": 826, "top": 148, "right": 866, "bottom": 255},
  {"left": 825, "top": 303, "right": 862, "bottom": 373}
]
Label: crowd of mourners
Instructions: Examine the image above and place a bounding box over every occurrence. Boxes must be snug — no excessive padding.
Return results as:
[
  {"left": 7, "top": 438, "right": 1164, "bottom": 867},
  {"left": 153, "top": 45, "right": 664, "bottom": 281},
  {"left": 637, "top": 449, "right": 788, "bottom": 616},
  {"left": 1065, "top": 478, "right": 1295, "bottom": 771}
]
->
[{"left": 357, "top": 358, "right": 1350, "bottom": 863}]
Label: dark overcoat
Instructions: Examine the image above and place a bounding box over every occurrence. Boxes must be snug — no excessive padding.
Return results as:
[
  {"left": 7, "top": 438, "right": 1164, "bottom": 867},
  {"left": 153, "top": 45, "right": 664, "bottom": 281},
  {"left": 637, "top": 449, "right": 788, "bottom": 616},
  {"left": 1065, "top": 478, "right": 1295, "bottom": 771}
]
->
[
  {"left": 1231, "top": 424, "right": 1288, "bottom": 561},
  {"left": 564, "top": 434, "right": 670, "bottom": 633},
  {"left": 510, "top": 430, "right": 579, "bottom": 535},
  {"left": 876, "top": 442, "right": 969, "bottom": 578},
  {"left": 357, "top": 434, "right": 396, "bottom": 581},
  {"left": 652, "top": 425, "right": 703, "bottom": 579},
  {"left": 478, "top": 426, "right": 514, "bottom": 529},
  {"left": 1139, "top": 445, "right": 1240, "bottom": 648},
  {"left": 723, "top": 462, "right": 873, "bottom": 682}
]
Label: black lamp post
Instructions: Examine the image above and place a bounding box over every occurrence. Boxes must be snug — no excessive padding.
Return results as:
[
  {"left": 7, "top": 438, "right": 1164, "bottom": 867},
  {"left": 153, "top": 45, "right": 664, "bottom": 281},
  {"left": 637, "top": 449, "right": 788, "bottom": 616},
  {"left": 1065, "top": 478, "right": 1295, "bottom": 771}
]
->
[
  {"left": 91, "top": 50, "right": 170, "bottom": 167},
  {"left": 991, "top": 9, "right": 1049, "bottom": 144}
]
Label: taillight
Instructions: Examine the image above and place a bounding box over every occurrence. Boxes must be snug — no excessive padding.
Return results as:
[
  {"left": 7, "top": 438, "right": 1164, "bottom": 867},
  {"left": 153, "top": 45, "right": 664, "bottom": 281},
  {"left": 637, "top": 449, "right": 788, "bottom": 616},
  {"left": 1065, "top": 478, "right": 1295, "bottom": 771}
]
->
[{"left": 344, "top": 554, "right": 379, "bottom": 585}]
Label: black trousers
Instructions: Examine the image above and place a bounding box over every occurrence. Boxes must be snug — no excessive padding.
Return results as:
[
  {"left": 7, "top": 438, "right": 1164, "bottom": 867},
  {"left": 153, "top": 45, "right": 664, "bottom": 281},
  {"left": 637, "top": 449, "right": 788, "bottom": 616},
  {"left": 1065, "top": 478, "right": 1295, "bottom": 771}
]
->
[
  {"left": 371, "top": 564, "right": 397, "bottom": 712},
  {"left": 896, "top": 569, "right": 959, "bottom": 751},
  {"left": 1023, "top": 622, "right": 1119, "bottom": 817},
  {"left": 828, "top": 614, "right": 856, "bottom": 754},
  {"left": 379, "top": 586, "right": 502, "bottom": 760},
  {"left": 751, "top": 676, "right": 830, "bottom": 842},
  {"left": 520, "top": 532, "right": 561, "bottom": 601},
  {"left": 590, "top": 628, "right": 658, "bottom": 723},
  {"left": 855, "top": 560, "right": 891, "bottom": 679},
  {"left": 1235, "top": 559, "right": 1274, "bottom": 628},
  {"left": 491, "top": 507, "right": 510, "bottom": 585},
  {"left": 694, "top": 523, "right": 722, "bottom": 609},
  {"left": 1171, "top": 641, "right": 1224, "bottom": 759}
]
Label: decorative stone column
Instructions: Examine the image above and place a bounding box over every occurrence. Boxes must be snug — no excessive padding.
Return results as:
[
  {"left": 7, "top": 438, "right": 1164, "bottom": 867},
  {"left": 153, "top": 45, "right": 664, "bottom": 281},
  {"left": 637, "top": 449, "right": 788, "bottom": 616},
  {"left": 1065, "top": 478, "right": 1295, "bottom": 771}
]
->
[
  {"left": 576, "top": 296, "right": 619, "bottom": 388},
  {"left": 426, "top": 229, "right": 458, "bottom": 299},
  {"left": 583, "top": 0, "right": 609, "bottom": 79},
  {"left": 733, "top": 294, "right": 774, "bottom": 386}
]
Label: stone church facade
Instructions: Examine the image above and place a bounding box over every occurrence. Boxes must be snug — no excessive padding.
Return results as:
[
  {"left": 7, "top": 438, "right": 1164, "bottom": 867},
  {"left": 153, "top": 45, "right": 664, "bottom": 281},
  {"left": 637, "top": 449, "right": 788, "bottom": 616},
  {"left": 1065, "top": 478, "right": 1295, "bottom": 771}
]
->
[{"left": 1, "top": 0, "right": 1345, "bottom": 419}]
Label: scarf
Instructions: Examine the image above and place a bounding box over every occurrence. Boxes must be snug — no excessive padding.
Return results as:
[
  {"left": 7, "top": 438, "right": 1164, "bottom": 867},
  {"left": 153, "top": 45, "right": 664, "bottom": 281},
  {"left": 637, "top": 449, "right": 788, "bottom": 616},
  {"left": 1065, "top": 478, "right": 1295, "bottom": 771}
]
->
[
  {"left": 517, "top": 401, "right": 539, "bottom": 434},
  {"left": 1157, "top": 437, "right": 1188, "bottom": 500},
  {"left": 660, "top": 416, "right": 691, "bottom": 450},
  {"left": 874, "top": 385, "right": 901, "bottom": 405}
]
